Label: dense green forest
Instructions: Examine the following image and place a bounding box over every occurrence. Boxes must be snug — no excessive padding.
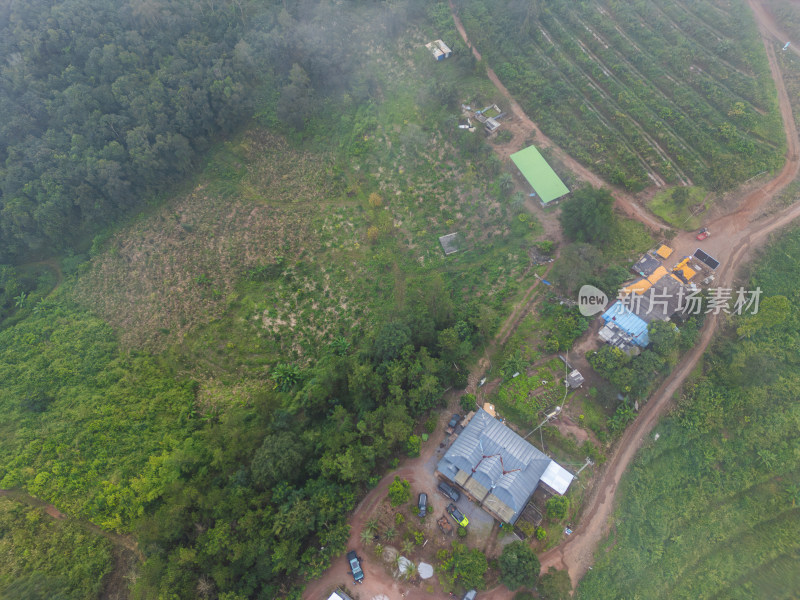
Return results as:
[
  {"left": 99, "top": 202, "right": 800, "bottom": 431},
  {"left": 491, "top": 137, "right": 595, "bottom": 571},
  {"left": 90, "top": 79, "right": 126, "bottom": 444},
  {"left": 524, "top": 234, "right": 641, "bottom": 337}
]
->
[
  {"left": 578, "top": 227, "right": 800, "bottom": 599},
  {"left": 453, "top": 0, "right": 785, "bottom": 191},
  {"left": 0, "top": 0, "right": 410, "bottom": 262}
]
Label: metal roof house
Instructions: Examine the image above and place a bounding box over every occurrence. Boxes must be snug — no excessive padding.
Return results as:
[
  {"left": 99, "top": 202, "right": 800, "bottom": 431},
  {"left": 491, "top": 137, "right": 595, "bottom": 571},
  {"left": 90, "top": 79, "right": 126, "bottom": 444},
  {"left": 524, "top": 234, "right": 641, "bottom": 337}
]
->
[
  {"left": 510, "top": 145, "right": 569, "bottom": 206},
  {"left": 601, "top": 301, "right": 650, "bottom": 347},
  {"left": 436, "top": 409, "right": 574, "bottom": 524}
]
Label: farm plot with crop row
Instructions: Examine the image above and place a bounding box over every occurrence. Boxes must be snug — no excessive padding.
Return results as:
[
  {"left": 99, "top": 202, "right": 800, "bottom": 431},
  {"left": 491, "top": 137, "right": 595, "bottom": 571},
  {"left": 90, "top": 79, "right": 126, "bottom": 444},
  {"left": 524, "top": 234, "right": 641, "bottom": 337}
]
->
[{"left": 454, "top": 0, "right": 785, "bottom": 191}]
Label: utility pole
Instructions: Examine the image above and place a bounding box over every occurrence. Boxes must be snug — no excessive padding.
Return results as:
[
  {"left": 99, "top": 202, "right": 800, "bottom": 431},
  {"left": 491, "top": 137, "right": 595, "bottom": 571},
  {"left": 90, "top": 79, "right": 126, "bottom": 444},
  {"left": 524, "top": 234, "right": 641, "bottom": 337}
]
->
[
  {"left": 522, "top": 405, "right": 561, "bottom": 440},
  {"left": 575, "top": 456, "right": 594, "bottom": 476}
]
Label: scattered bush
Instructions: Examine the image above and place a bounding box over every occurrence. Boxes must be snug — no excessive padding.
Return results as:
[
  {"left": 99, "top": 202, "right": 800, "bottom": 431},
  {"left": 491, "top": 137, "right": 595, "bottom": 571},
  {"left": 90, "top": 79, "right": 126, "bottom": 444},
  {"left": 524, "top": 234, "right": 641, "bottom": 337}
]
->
[
  {"left": 499, "top": 540, "right": 541, "bottom": 590},
  {"left": 388, "top": 477, "right": 411, "bottom": 506},
  {"left": 546, "top": 496, "right": 569, "bottom": 521},
  {"left": 407, "top": 435, "right": 421, "bottom": 457},
  {"left": 460, "top": 393, "right": 476, "bottom": 412}
]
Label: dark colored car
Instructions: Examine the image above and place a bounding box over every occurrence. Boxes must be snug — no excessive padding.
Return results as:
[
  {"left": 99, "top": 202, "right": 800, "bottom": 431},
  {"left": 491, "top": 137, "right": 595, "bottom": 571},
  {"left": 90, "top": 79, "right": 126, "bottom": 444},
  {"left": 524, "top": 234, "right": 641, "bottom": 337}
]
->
[
  {"left": 447, "top": 413, "right": 460, "bottom": 429},
  {"left": 346, "top": 550, "right": 364, "bottom": 584},
  {"left": 418, "top": 492, "right": 428, "bottom": 517},
  {"left": 447, "top": 503, "right": 469, "bottom": 527},
  {"left": 462, "top": 590, "right": 477, "bottom": 600},
  {"left": 438, "top": 481, "right": 461, "bottom": 502}
]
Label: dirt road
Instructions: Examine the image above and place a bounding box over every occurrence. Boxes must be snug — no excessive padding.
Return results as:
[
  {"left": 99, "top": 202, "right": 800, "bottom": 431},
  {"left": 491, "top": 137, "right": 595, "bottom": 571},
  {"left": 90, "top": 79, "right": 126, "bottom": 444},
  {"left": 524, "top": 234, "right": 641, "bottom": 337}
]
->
[
  {"left": 0, "top": 488, "right": 141, "bottom": 600},
  {"left": 305, "top": 2, "right": 800, "bottom": 597},
  {"left": 539, "top": 0, "right": 800, "bottom": 587}
]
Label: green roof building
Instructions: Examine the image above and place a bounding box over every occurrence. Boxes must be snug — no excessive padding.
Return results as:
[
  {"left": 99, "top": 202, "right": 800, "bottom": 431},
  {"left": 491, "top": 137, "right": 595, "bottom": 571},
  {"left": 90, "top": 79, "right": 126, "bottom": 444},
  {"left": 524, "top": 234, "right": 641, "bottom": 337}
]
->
[{"left": 510, "top": 145, "right": 569, "bottom": 205}]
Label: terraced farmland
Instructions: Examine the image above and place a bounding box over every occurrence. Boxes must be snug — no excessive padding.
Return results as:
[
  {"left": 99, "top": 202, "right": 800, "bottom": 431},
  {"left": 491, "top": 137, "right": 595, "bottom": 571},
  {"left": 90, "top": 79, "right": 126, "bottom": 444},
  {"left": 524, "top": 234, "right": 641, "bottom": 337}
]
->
[{"left": 454, "top": 0, "right": 785, "bottom": 191}]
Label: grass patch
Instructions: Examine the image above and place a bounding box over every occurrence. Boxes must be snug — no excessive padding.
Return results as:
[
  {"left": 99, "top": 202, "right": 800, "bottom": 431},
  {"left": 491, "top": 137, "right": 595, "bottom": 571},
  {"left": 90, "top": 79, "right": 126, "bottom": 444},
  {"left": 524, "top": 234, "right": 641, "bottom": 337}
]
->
[{"left": 648, "top": 186, "right": 710, "bottom": 230}]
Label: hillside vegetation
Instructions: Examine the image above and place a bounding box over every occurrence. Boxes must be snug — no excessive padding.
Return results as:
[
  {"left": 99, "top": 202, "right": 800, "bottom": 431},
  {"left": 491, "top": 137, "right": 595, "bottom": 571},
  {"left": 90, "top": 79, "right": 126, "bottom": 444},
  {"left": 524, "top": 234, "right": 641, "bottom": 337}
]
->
[
  {"left": 0, "top": 1, "right": 552, "bottom": 598},
  {"left": 0, "top": 497, "right": 113, "bottom": 600},
  {"left": 453, "top": 0, "right": 785, "bottom": 191},
  {"left": 578, "top": 227, "right": 800, "bottom": 599}
]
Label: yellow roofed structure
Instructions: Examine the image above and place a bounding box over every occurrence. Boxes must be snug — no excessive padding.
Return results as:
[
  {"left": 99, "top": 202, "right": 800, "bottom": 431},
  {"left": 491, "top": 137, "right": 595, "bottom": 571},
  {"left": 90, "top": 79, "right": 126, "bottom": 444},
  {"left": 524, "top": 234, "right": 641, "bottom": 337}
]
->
[
  {"left": 623, "top": 279, "right": 653, "bottom": 295},
  {"left": 656, "top": 245, "right": 673, "bottom": 259},
  {"left": 647, "top": 266, "right": 669, "bottom": 285},
  {"left": 674, "top": 264, "right": 697, "bottom": 281}
]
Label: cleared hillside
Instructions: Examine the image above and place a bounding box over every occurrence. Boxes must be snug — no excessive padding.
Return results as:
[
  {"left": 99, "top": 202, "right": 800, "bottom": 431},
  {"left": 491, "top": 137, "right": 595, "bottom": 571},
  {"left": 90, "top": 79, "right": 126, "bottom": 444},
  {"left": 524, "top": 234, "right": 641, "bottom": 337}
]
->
[{"left": 453, "top": 0, "right": 785, "bottom": 191}]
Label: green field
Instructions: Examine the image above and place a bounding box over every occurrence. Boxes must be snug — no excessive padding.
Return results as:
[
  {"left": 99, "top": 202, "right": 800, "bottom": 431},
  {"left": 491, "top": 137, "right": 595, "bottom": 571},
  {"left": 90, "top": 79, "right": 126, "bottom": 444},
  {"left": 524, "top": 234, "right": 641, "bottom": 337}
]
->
[
  {"left": 649, "top": 186, "right": 710, "bottom": 230},
  {"left": 578, "top": 227, "right": 800, "bottom": 599},
  {"left": 455, "top": 0, "right": 785, "bottom": 191}
]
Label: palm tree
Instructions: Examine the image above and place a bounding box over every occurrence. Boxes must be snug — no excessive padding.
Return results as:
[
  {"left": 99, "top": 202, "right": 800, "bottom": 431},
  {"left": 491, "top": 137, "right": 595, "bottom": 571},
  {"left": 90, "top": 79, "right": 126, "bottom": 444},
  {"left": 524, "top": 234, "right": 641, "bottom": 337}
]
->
[
  {"left": 360, "top": 528, "right": 374, "bottom": 546},
  {"left": 14, "top": 292, "right": 27, "bottom": 308},
  {"left": 271, "top": 363, "right": 301, "bottom": 392},
  {"left": 511, "top": 191, "right": 526, "bottom": 213},
  {"left": 403, "top": 561, "right": 418, "bottom": 581},
  {"left": 499, "top": 172, "right": 514, "bottom": 193},
  {"left": 365, "top": 518, "right": 379, "bottom": 536},
  {"left": 401, "top": 539, "right": 415, "bottom": 556},
  {"left": 384, "top": 526, "right": 397, "bottom": 541}
]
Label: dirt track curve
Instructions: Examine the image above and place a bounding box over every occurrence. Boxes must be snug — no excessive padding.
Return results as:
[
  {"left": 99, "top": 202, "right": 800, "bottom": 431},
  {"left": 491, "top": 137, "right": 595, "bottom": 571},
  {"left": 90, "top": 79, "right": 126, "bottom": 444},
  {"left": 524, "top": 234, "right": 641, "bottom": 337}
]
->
[
  {"left": 0, "top": 488, "right": 142, "bottom": 600},
  {"left": 304, "top": 2, "right": 800, "bottom": 598}
]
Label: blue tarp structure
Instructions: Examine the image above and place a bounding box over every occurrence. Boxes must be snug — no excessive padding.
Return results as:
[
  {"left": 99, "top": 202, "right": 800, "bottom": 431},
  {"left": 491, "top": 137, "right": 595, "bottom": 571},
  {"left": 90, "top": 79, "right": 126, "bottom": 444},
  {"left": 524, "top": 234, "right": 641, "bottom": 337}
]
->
[{"left": 601, "top": 301, "right": 650, "bottom": 347}]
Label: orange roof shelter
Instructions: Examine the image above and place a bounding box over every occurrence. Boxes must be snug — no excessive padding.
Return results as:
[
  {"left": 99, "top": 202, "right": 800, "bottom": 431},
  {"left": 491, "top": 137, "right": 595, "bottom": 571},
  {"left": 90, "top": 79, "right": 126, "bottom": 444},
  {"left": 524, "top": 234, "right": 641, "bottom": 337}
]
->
[
  {"left": 647, "top": 266, "right": 669, "bottom": 285},
  {"left": 623, "top": 279, "right": 653, "bottom": 295},
  {"left": 656, "top": 245, "right": 673, "bottom": 259}
]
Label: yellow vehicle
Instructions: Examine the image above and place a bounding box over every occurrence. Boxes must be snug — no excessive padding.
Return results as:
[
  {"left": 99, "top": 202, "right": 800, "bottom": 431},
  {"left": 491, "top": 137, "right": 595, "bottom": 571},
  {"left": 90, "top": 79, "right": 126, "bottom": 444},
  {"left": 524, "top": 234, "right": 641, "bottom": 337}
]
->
[{"left": 447, "top": 503, "right": 469, "bottom": 527}]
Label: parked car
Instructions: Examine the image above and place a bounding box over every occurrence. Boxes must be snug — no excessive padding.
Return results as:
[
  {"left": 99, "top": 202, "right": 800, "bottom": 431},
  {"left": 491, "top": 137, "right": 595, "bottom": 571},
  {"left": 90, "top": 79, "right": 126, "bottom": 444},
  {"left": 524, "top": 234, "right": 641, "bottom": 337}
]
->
[
  {"left": 447, "top": 503, "right": 469, "bottom": 527},
  {"left": 445, "top": 413, "right": 460, "bottom": 434},
  {"left": 418, "top": 492, "right": 428, "bottom": 517},
  {"left": 462, "top": 590, "right": 477, "bottom": 600},
  {"left": 438, "top": 481, "right": 461, "bottom": 502},
  {"left": 346, "top": 550, "right": 364, "bottom": 584},
  {"left": 696, "top": 227, "right": 710, "bottom": 241}
]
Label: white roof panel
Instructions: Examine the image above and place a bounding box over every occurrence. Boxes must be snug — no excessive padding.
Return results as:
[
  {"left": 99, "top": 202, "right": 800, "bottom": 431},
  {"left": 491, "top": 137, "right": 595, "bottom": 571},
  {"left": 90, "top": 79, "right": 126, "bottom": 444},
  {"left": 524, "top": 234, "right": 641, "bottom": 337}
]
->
[{"left": 540, "top": 461, "right": 575, "bottom": 495}]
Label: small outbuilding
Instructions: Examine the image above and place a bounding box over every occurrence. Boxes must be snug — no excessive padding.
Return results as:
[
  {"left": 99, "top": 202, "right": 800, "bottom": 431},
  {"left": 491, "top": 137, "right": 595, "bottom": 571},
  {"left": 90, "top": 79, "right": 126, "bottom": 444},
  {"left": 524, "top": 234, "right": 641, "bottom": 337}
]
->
[
  {"left": 327, "top": 590, "right": 354, "bottom": 600},
  {"left": 439, "top": 232, "right": 461, "bottom": 255},
  {"left": 510, "top": 145, "right": 569, "bottom": 206},
  {"left": 633, "top": 253, "right": 661, "bottom": 277},
  {"left": 566, "top": 369, "right": 584, "bottom": 389},
  {"left": 425, "top": 39, "right": 452, "bottom": 60},
  {"left": 655, "top": 244, "right": 673, "bottom": 259}
]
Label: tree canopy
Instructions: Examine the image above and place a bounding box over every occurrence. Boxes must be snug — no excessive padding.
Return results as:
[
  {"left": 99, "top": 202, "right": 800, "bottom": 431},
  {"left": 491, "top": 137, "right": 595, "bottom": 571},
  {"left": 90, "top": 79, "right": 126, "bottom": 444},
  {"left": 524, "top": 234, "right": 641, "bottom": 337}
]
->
[
  {"left": 498, "top": 540, "right": 541, "bottom": 590},
  {"left": 558, "top": 187, "right": 617, "bottom": 244}
]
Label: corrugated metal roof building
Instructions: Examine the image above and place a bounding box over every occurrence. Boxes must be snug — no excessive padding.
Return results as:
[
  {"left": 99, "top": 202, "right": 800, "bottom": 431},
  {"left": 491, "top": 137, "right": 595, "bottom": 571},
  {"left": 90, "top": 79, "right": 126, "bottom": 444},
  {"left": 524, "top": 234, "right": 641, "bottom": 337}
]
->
[
  {"left": 601, "top": 301, "right": 650, "bottom": 346},
  {"left": 436, "top": 409, "right": 574, "bottom": 524}
]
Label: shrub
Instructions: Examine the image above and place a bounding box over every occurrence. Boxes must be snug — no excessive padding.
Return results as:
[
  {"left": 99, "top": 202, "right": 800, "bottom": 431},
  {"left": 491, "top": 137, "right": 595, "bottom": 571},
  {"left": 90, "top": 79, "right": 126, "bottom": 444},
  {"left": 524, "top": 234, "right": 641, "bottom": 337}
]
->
[
  {"left": 457, "top": 526, "right": 467, "bottom": 538},
  {"left": 538, "top": 567, "right": 572, "bottom": 600},
  {"left": 388, "top": 477, "right": 411, "bottom": 506},
  {"left": 407, "top": 435, "right": 421, "bottom": 457},
  {"left": 535, "top": 526, "right": 547, "bottom": 541},
  {"left": 546, "top": 495, "right": 569, "bottom": 520},
  {"left": 499, "top": 540, "right": 540, "bottom": 590},
  {"left": 460, "top": 393, "right": 476, "bottom": 412},
  {"left": 395, "top": 513, "right": 405, "bottom": 526},
  {"left": 424, "top": 416, "right": 438, "bottom": 433}
]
